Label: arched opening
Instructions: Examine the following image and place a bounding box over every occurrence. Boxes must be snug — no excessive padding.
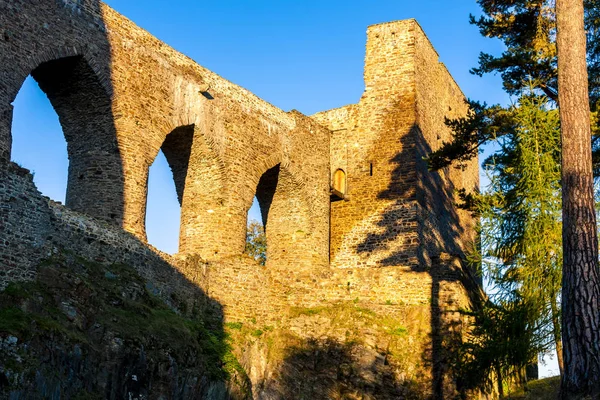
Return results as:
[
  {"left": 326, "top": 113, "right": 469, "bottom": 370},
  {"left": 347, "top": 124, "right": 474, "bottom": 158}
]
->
[
  {"left": 245, "top": 197, "right": 266, "bottom": 265},
  {"left": 145, "top": 125, "right": 194, "bottom": 254},
  {"left": 244, "top": 165, "right": 279, "bottom": 265},
  {"left": 11, "top": 76, "right": 68, "bottom": 202},
  {"left": 255, "top": 164, "right": 280, "bottom": 229},
  {"left": 146, "top": 150, "right": 181, "bottom": 254},
  {"left": 246, "top": 164, "right": 314, "bottom": 268},
  {"left": 7, "top": 55, "right": 122, "bottom": 223},
  {"left": 331, "top": 168, "right": 347, "bottom": 201}
]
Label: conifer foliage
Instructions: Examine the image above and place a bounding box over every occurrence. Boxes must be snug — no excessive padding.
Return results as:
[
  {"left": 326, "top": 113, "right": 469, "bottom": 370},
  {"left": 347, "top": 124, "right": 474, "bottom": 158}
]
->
[
  {"left": 426, "top": 0, "right": 600, "bottom": 396},
  {"left": 454, "top": 93, "right": 563, "bottom": 395},
  {"left": 427, "top": 0, "right": 600, "bottom": 173}
]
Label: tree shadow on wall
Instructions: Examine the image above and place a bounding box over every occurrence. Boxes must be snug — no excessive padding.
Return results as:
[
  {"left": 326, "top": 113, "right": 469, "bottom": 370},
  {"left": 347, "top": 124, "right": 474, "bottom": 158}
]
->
[
  {"left": 256, "top": 338, "right": 424, "bottom": 400},
  {"left": 354, "top": 120, "right": 483, "bottom": 399}
]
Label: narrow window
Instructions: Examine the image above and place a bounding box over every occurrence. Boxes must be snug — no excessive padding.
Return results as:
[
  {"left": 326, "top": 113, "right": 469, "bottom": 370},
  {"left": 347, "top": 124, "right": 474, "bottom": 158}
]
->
[
  {"left": 246, "top": 196, "right": 266, "bottom": 266},
  {"left": 331, "top": 169, "right": 347, "bottom": 201}
]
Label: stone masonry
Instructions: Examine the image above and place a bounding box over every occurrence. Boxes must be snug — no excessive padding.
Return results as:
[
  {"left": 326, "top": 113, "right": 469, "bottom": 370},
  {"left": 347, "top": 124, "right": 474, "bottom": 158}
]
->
[{"left": 0, "top": 1, "right": 479, "bottom": 396}]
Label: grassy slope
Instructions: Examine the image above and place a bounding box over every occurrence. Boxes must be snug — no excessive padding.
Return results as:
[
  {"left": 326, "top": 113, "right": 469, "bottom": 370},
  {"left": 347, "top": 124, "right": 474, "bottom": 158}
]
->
[
  {"left": 507, "top": 376, "right": 560, "bottom": 399},
  {"left": 0, "top": 253, "right": 250, "bottom": 398}
]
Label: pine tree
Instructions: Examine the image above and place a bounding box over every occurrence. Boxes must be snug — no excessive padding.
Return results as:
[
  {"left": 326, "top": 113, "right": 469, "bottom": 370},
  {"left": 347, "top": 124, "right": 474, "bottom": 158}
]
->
[
  {"left": 470, "top": 92, "right": 563, "bottom": 376},
  {"left": 426, "top": 0, "right": 600, "bottom": 172},
  {"left": 425, "top": 2, "right": 600, "bottom": 393},
  {"left": 556, "top": 0, "right": 600, "bottom": 397}
]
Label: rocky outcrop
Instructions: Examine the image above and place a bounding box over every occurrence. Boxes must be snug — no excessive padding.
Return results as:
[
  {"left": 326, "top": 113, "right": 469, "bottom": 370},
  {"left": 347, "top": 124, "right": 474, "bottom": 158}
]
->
[{"left": 0, "top": 254, "right": 251, "bottom": 399}]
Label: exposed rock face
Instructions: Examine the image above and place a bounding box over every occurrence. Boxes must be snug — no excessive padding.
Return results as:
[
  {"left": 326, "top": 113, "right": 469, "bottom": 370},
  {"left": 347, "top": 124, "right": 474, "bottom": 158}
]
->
[
  {"left": 0, "top": 255, "right": 251, "bottom": 399},
  {"left": 231, "top": 304, "right": 434, "bottom": 400}
]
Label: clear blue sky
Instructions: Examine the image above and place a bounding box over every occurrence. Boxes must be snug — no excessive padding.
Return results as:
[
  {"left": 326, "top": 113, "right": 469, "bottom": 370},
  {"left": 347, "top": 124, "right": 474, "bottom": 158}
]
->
[{"left": 10, "top": 0, "right": 560, "bottom": 377}]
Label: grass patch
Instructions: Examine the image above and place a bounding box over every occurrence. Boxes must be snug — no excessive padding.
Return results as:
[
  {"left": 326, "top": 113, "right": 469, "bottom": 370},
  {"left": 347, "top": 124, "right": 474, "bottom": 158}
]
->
[
  {"left": 389, "top": 326, "right": 408, "bottom": 337},
  {"left": 0, "top": 307, "right": 30, "bottom": 336},
  {"left": 225, "top": 322, "right": 243, "bottom": 330},
  {"left": 355, "top": 306, "right": 377, "bottom": 317},
  {"left": 507, "top": 376, "right": 560, "bottom": 399},
  {"left": 250, "top": 329, "right": 264, "bottom": 338},
  {"left": 289, "top": 306, "right": 327, "bottom": 317}
]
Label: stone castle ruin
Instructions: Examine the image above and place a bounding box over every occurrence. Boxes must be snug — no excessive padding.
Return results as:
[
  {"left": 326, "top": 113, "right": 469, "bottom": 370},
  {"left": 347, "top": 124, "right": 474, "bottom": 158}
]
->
[{"left": 0, "top": 0, "right": 480, "bottom": 397}]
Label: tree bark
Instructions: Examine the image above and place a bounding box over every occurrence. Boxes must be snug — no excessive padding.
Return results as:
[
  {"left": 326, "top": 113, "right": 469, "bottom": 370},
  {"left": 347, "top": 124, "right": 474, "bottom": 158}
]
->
[
  {"left": 550, "top": 295, "right": 564, "bottom": 375},
  {"left": 556, "top": 0, "right": 600, "bottom": 398}
]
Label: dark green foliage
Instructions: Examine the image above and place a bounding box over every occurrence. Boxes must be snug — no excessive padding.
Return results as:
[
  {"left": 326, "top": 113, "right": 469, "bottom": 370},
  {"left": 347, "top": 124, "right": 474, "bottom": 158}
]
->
[
  {"left": 470, "top": 1, "right": 559, "bottom": 99},
  {"left": 454, "top": 296, "right": 543, "bottom": 397},
  {"left": 454, "top": 94, "right": 563, "bottom": 394},
  {"left": 245, "top": 219, "right": 267, "bottom": 266},
  {"left": 426, "top": 0, "right": 600, "bottom": 173},
  {"left": 427, "top": 101, "right": 517, "bottom": 171},
  {"left": 424, "top": 2, "right": 583, "bottom": 389},
  {"left": 0, "top": 307, "right": 30, "bottom": 336}
]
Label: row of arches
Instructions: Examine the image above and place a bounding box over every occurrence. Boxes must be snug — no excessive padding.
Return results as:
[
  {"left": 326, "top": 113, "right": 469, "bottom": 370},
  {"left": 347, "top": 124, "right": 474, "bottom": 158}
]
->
[{"left": 7, "top": 55, "right": 315, "bottom": 265}]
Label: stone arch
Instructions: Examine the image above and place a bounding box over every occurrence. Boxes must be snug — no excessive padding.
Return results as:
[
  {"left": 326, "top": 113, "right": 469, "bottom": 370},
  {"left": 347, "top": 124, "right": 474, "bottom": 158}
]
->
[
  {"left": 3, "top": 52, "right": 122, "bottom": 224},
  {"left": 239, "top": 152, "right": 284, "bottom": 209},
  {"left": 160, "top": 125, "right": 196, "bottom": 206},
  {"left": 250, "top": 162, "right": 315, "bottom": 268},
  {"left": 143, "top": 124, "right": 195, "bottom": 253},
  {"left": 147, "top": 124, "right": 227, "bottom": 255},
  {"left": 4, "top": 46, "right": 112, "bottom": 108},
  {"left": 1, "top": 45, "right": 112, "bottom": 162}
]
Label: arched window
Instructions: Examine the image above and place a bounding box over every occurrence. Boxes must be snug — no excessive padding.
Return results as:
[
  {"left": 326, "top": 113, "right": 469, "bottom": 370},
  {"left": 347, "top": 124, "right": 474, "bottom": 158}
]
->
[
  {"left": 245, "top": 196, "right": 266, "bottom": 265},
  {"left": 145, "top": 125, "right": 194, "bottom": 254},
  {"left": 8, "top": 55, "right": 122, "bottom": 223},
  {"left": 11, "top": 76, "right": 68, "bottom": 203},
  {"left": 245, "top": 164, "right": 279, "bottom": 265},
  {"left": 331, "top": 168, "right": 347, "bottom": 200}
]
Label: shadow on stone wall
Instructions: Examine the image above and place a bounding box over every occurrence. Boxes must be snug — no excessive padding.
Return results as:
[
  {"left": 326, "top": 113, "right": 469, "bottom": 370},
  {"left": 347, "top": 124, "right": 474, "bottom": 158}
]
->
[
  {"left": 354, "top": 119, "right": 482, "bottom": 398},
  {"left": 0, "top": 199, "right": 253, "bottom": 398},
  {"left": 413, "top": 125, "right": 483, "bottom": 399},
  {"left": 0, "top": 1, "right": 248, "bottom": 390},
  {"left": 256, "top": 339, "right": 423, "bottom": 400}
]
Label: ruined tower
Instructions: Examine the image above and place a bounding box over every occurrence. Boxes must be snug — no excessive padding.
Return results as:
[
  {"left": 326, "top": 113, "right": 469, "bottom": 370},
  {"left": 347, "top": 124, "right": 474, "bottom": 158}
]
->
[{"left": 313, "top": 20, "right": 478, "bottom": 304}]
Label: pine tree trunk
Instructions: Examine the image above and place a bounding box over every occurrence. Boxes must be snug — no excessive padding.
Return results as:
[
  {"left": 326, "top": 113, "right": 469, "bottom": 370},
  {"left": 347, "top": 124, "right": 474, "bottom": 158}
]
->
[
  {"left": 556, "top": 0, "right": 600, "bottom": 398},
  {"left": 550, "top": 295, "right": 564, "bottom": 375}
]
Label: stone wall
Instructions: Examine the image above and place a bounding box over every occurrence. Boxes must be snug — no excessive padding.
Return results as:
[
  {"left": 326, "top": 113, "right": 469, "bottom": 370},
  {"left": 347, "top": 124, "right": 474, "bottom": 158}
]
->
[
  {"left": 0, "top": 0, "right": 330, "bottom": 271},
  {"left": 313, "top": 20, "right": 420, "bottom": 272},
  {"left": 0, "top": 4, "right": 481, "bottom": 397},
  {"left": 311, "top": 20, "right": 481, "bottom": 397},
  {"left": 311, "top": 19, "right": 478, "bottom": 308},
  {"left": 0, "top": 164, "right": 53, "bottom": 286},
  {"left": 0, "top": 164, "right": 284, "bottom": 325}
]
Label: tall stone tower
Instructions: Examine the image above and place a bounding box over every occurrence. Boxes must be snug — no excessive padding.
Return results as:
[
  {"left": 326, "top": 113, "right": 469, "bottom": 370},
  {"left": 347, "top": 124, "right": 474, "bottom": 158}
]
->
[
  {"left": 313, "top": 19, "right": 478, "bottom": 295},
  {"left": 312, "top": 19, "right": 480, "bottom": 396}
]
